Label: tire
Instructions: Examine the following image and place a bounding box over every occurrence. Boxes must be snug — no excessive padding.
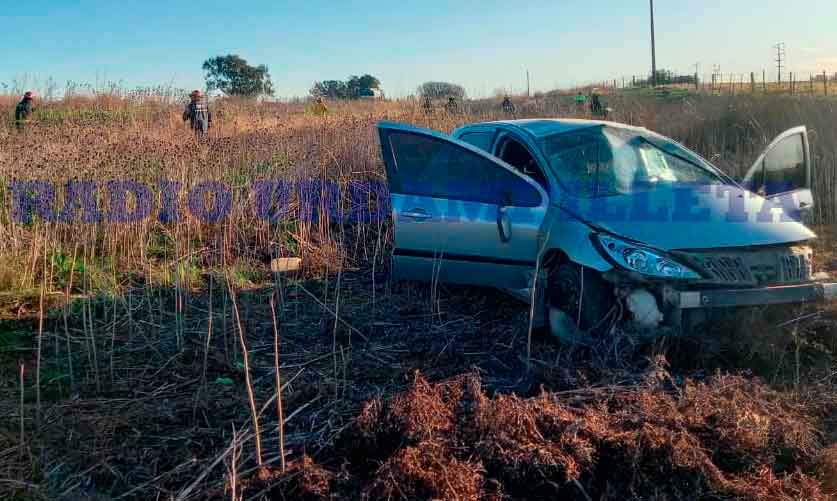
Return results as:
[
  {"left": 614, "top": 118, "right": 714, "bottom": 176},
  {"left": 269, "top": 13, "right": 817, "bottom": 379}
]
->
[{"left": 547, "top": 263, "right": 612, "bottom": 335}]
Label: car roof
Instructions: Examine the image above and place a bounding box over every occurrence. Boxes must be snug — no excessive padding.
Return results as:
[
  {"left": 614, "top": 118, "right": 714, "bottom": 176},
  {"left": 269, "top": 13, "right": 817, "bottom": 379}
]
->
[{"left": 470, "top": 119, "right": 648, "bottom": 139}]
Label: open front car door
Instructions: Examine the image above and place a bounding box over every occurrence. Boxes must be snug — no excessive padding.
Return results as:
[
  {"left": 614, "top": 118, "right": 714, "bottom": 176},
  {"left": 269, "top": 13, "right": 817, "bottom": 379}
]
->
[
  {"left": 743, "top": 126, "right": 813, "bottom": 221},
  {"left": 377, "top": 121, "right": 549, "bottom": 290}
]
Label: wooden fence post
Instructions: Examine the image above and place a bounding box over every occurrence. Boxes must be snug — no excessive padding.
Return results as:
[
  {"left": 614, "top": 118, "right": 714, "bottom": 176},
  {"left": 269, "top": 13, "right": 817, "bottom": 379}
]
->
[
  {"left": 790, "top": 72, "right": 795, "bottom": 95},
  {"left": 825, "top": 71, "right": 829, "bottom": 96},
  {"left": 763, "top": 70, "right": 767, "bottom": 92},
  {"left": 750, "top": 72, "right": 755, "bottom": 93}
]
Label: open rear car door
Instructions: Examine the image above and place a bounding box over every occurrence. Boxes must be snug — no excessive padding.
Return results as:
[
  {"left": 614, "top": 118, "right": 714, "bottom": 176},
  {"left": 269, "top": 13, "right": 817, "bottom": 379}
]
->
[{"left": 743, "top": 126, "right": 813, "bottom": 221}]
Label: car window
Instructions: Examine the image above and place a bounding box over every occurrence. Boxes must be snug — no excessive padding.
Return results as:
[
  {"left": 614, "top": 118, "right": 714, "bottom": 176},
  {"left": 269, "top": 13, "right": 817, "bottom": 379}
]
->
[
  {"left": 388, "top": 132, "right": 541, "bottom": 207},
  {"left": 498, "top": 138, "right": 549, "bottom": 190},
  {"left": 545, "top": 127, "right": 724, "bottom": 197},
  {"left": 763, "top": 133, "right": 806, "bottom": 194},
  {"left": 458, "top": 131, "right": 493, "bottom": 152},
  {"left": 545, "top": 131, "right": 602, "bottom": 196}
]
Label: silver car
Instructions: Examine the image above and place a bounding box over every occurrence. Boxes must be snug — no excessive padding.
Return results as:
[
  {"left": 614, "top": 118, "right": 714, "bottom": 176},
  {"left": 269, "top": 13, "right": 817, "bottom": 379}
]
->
[{"left": 377, "top": 119, "right": 837, "bottom": 337}]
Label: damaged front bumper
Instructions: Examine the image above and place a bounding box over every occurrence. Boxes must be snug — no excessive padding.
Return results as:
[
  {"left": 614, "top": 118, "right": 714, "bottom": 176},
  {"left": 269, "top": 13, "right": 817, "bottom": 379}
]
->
[
  {"left": 514, "top": 270, "right": 837, "bottom": 332},
  {"left": 666, "top": 281, "right": 837, "bottom": 309}
]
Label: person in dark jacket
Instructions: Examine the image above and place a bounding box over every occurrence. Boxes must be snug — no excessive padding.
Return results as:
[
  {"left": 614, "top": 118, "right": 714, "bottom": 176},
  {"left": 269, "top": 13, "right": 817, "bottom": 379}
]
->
[
  {"left": 183, "top": 90, "right": 211, "bottom": 138},
  {"left": 445, "top": 96, "right": 458, "bottom": 113},
  {"left": 422, "top": 95, "right": 433, "bottom": 114},
  {"left": 15, "top": 91, "right": 36, "bottom": 131},
  {"left": 501, "top": 95, "right": 515, "bottom": 115},
  {"left": 590, "top": 88, "right": 603, "bottom": 116}
]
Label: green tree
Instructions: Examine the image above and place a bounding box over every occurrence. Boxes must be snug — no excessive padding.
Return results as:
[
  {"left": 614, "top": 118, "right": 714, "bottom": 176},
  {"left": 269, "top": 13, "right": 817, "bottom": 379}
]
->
[
  {"left": 310, "top": 80, "right": 349, "bottom": 99},
  {"left": 346, "top": 74, "right": 381, "bottom": 97},
  {"left": 203, "top": 54, "right": 274, "bottom": 97},
  {"left": 417, "top": 81, "right": 466, "bottom": 100},
  {"left": 310, "top": 74, "right": 381, "bottom": 99}
]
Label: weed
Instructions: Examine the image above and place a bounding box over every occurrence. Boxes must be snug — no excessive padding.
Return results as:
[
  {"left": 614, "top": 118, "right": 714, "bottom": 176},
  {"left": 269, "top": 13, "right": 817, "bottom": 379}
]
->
[{"left": 50, "top": 251, "right": 85, "bottom": 289}]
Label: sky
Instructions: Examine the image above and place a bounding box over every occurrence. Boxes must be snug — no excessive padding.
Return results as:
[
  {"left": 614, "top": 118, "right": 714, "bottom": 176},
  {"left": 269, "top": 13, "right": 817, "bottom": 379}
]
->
[{"left": 2, "top": 0, "right": 837, "bottom": 98}]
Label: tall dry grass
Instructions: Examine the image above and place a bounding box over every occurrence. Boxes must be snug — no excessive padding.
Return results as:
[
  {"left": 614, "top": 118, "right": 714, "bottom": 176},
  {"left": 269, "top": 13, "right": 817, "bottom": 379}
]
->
[
  {"left": 1, "top": 91, "right": 836, "bottom": 297},
  {"left": 1, "top": 90, "right": 835, "bottom": 499}
]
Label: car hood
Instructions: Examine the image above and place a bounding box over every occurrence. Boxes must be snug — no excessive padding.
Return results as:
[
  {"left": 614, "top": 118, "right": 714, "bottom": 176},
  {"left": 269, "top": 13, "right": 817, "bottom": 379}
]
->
[{"left": 561, "top": 184, "right": 815, "bottom": 250}]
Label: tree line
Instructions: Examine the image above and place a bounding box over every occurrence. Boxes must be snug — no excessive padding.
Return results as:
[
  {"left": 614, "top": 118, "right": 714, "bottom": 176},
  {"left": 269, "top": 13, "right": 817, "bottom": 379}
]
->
[
  {"left": 201, "top": 53, "right": 466, "bottom": 100},
  {"left": 309, "top": 75, "right": 381, "bottom": 99}
]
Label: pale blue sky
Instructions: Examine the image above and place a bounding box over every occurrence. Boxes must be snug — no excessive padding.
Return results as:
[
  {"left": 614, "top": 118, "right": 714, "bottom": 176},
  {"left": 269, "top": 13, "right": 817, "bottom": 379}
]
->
[{"left": 2, "top": 0, "right": 836, "bottom": 98}]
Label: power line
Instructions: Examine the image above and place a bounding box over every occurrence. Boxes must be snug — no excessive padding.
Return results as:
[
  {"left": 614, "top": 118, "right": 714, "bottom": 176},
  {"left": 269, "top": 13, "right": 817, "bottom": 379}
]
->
[{"left": 774, "top": 42, "right": 786, "bottom": 83}]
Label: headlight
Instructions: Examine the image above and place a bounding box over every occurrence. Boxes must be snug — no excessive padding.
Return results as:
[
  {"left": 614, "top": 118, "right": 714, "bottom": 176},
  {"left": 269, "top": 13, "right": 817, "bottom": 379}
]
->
[{"left": 596, "top": 234, "right": 701, "bottom": 279}]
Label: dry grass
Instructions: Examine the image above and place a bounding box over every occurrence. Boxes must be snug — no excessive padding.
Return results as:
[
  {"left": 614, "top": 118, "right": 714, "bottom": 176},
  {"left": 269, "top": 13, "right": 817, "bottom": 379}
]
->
[
  {"left": 247, "top": 368, "right": 832, "bottom": 500},
  {"left": 0, "top": 91, "right": 836, "bottom": 499},
  {"left": 819, "top": 444, "right": 837, "bottom": 495},
  {"left": 2, "top": 91, "right": 836, "bottom": 291},
  {"left": 0, "top": 262, "right": 833, "bottom": 500}
]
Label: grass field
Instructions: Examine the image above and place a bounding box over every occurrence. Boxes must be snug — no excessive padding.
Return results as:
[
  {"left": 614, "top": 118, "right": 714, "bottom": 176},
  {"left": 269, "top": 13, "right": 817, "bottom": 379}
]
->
[{"left": 0, "top": 90, "right": 836, "bottom": 499}]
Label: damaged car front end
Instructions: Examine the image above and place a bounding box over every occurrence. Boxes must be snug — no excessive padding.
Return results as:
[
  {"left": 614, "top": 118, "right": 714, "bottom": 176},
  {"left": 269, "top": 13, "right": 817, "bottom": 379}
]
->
[
  {"left": 590, "top": 234, "right": 835, "bottom": 332},
  {"left": 549, "top": 122, "right": 835, "bottom": 334}
]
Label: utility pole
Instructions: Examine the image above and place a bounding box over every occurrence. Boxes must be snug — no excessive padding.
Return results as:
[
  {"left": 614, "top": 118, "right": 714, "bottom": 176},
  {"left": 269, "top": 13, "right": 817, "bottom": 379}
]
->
[
  {"left": 712, "top": 64, "right": 721, "bottom": 92},
  {"left": 694, "top": 62, "right": 700, "bottom": 89},
  {"left": 774, "top": 42, "right": 786, "bottom": 83},
  {"left": 526, "top": 69, "right": 530, "bottom": 97},
  {"left": 649, "top": 0, "right": 657, "bottom": 87}
]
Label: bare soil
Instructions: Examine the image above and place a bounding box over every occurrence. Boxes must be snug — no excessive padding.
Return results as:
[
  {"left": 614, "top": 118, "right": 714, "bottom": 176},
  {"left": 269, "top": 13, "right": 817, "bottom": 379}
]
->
[{"left": 1, "top": 259, "right": 835, "bottom": 499}]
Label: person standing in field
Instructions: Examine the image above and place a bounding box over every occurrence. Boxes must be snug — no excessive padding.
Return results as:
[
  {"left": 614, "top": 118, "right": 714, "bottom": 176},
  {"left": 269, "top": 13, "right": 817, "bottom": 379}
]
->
[
  {"left": 445, "top": 96, "right": 458, "bottom": 113},
  {"left": 312, "top": 96, "right": 329, "bottom": 116},
  {"left": 574, "top": 91, "right": 587, "bottom": 110},
  {"left": 183, "top": 89, "right": 211, "bottom": 138},
  {"left": 14, "top": 91, "right": 36, "bottom": 131},
  {"left": 422, "top": 95, "right": 433, "bottom": 114},
  {"left": 501, "top": 95, "right": 515, "bottom": 115},
  {"left": 590, "top": 88, "right": 603, "bottom": 116}
]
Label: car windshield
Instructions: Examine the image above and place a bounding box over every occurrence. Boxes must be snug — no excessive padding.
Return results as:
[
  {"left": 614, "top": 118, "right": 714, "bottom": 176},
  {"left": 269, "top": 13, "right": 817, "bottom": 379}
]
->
[{"left": 543, "top": 125, "right": 727, "bottom": 197}]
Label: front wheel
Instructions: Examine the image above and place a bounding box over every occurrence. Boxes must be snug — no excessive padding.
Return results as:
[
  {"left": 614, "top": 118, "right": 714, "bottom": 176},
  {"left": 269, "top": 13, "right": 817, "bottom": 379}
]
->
[{"left": 546, "top": 263, "right": 613, "bottom": 343}]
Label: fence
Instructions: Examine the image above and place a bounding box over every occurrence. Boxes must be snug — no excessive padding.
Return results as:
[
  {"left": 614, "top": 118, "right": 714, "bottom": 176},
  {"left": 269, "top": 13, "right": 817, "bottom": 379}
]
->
[{"left": 582, "top": 70, "right": 837, "bottom": 98}]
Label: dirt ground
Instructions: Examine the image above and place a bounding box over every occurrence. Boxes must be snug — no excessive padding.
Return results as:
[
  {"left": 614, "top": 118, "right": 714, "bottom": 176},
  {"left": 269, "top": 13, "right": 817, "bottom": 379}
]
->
[{"left": 1, "top": 235, "right": 836, "bottom": 500}]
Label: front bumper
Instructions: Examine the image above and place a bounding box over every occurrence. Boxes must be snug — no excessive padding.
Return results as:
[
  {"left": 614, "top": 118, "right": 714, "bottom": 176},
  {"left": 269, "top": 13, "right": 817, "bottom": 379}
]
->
[{"left": 668, "top": 282, "right": 837, "bottom": 309}]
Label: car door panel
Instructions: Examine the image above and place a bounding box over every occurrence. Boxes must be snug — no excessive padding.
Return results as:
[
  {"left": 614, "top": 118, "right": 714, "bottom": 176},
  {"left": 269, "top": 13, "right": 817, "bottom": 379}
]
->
[
  {"left": 379, "top": 121, "right": 548, "bottom": 289},
  {"left": 743, "top": 126, "right": 813, "bottom": 219},
  {"left": 391, "top": 198, "right": 545, "bottom": 287}
]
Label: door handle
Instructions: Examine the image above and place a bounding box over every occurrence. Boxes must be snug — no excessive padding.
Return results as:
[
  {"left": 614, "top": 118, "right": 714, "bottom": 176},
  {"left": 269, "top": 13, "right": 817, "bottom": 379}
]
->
[
  {"left": 497, "top": 206, "right": 511, "bottom": 242},
  {"left": 402, "top": 209, "right": 432, "bottom": 220}
]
